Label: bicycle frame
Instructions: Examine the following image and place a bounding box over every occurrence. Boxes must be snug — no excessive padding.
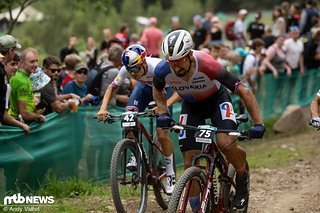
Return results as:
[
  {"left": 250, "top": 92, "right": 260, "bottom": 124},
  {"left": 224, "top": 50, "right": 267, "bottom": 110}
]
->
[
  {"left": 118, "top": 112, "right": 165, "bottom": 185},
  {"left": 171, "top": 120, "right": 248, "bottom": 212}
]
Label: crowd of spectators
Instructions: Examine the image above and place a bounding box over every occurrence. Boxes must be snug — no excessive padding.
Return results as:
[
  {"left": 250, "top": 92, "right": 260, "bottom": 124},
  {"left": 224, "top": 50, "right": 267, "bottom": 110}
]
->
[{"left": 0, "top": 0, "right": 320, "bottom": 134}]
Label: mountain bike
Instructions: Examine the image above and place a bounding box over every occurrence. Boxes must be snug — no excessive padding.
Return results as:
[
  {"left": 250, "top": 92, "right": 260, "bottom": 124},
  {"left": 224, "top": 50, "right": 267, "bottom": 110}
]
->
[
  {"left": 167, "top": 114, "right": 250, "bottom": 213},
  {"left": 98, "top": 102, "right": 174, "bottom": 212}
]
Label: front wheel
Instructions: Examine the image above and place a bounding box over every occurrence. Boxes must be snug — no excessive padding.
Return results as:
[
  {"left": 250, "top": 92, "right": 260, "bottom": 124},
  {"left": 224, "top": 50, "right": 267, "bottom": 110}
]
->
[
  {"left": 110, "top": 139, "right": 148, "bottom": 213},
  {"left": 167, "top": 167, "right": 207, "bottom": 213}
]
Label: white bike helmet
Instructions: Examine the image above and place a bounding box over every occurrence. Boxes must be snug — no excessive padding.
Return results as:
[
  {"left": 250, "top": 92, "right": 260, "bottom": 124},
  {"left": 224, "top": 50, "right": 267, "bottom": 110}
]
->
[
  {"left": 121, "top": 44, "right": 147, "bottom": 72},
  {"left": 162, "top": 30, "right": 193, "bottom": 61}
]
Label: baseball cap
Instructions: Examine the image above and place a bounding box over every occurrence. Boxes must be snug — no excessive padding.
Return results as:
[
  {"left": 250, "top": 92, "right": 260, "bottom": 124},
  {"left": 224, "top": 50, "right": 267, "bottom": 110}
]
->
[
  {"left": 239, "top": 9, "right": 248, "bottom": 16},
  {"left": 74, "top": 62, "right": 88, "bottom": 73},
  {"left": 193, "top": 15, "right": 202, "bottom": 21},
  {"left": 171, "top": 16, "right": 179, "bottom": 22},
  {"left": 0, "top": 35, "right": 21, "bottom": 50},
  {"left": 289, "top": 26, "right": 299, "bottom": 31},
  {"left": 255, "top": 11, "right": 262, "bottom": 19}
]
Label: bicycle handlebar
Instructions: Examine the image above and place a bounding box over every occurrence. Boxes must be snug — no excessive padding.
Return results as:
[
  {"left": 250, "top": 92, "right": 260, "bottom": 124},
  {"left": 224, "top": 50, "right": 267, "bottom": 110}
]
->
[
  {"left": 171, "top": 123, "right": 250, "bottom": 140},
  {"left": 94, "top": 111, "right": 156, "bottom": 124}
]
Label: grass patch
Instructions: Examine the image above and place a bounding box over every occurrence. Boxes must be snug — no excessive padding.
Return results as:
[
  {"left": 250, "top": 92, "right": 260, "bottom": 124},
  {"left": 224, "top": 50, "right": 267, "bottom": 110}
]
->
[
  {"left": 243, "top": 129, "right": 313, "bottom": 172},
  {"left": 38, "top": 177, "right": 113, "bottom": 213},
  {"left": 38, "top": 177, "right": 110, "bottom": 198},
  {"left": 263, "top": 115, "right": 280, "bottom": 136}
]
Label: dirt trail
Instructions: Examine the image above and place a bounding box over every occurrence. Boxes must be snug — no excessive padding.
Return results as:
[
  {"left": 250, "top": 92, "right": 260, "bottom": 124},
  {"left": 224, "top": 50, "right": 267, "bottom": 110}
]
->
[{"left": 249, "top": 131, "right": 320, "bottom": 213}]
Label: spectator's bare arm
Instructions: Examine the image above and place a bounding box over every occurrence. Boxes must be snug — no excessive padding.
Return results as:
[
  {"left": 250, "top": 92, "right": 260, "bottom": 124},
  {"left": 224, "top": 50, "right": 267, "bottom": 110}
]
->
[
  {"left": 3, "top": 111, "right": 30, "bottom": 134},
  {"left": 18, "top": 100, "right": 46, "bottom": 123}
]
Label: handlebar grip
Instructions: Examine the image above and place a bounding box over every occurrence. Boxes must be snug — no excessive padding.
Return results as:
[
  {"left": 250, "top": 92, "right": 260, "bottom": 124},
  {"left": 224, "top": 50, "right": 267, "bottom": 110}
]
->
[{"left": 238, "top": 130, "right": 250, "bottom": 141}]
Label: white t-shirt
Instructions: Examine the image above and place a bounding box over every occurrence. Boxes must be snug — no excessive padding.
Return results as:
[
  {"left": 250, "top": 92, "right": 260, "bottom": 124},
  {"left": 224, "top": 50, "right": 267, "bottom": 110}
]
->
[
  {"left": 234, "top": 19, "right": 246, "bottom": 35},
  {"left": 242, "top": 53, "right": 259, "bottom": 77},
  {"left": 283, "top": 38, "right": 304, "bottom": 69}
]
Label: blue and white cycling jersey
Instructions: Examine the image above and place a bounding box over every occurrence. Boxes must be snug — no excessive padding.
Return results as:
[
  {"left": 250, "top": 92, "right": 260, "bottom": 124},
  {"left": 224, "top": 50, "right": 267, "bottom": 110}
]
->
[
  {"left": 112, "top": 57, "right": 165, "bottom": 88},
  {"left": 110, "top": 56, "right": 172, "bottom": 112}
]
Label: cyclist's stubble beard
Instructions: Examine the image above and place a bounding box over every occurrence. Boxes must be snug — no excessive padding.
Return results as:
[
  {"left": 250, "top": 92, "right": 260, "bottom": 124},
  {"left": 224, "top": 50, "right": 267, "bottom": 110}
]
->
[{"left": 174, "top": 57, "right": 192, "bottom": 78}]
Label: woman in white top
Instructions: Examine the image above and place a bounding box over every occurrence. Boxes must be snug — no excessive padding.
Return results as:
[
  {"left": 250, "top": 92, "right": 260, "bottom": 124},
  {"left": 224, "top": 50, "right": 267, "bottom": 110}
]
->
[{"left": 272, "top": 6, "right": 286, "bottom": 37}]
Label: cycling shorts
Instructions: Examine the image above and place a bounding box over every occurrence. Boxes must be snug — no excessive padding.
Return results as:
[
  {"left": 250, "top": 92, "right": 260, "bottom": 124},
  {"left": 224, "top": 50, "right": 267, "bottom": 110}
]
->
[{"left": 178, "top": 87, "right": 237, "bottom": 152}]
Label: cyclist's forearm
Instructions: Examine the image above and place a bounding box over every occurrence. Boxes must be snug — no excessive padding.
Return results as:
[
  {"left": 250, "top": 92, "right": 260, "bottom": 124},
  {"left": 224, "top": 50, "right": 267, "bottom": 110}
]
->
[
  {"left": 235, "top": 84, "right": 263, "bottom": 125},
  {"left": 166, "top": 91, "right": 181, "bottom": 107},
  {"left": 100, "top": 84, "right": 115, "bottom": 111},
  {"left": 310, "top": 96, "right": 320, "bottom": 118},
  {"left": 153, "top": 86, "right": 169, "bottom": 115}
]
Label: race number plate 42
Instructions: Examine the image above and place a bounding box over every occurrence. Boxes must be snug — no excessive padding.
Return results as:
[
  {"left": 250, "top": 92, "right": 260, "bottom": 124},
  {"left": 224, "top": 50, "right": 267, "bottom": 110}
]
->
[
  {"left": 121, "top": 113, "right": 137, "bottom": 127},
  {"left": 195, "top": 129, "right": 213, "bottom": 144}
]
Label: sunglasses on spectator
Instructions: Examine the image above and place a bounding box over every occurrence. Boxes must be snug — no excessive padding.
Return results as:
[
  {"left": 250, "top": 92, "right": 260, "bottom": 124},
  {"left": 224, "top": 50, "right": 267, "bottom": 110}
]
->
[
  {"left": 49, "top": 68, "right": 61, "bottom": 73},
  {"left": 76, "top": 69, "right": 88, "bottom": 75}
]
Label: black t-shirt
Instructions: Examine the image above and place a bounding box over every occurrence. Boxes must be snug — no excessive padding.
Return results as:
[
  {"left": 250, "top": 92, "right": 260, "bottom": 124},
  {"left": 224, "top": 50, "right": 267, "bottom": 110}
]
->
[
  {"left": 193, "top": 27, "right": 208, "bottom": 50},
  {"left": 100, "top": 41, "right": 109, "bottom": 52},
  {"left": 304, "top": 41, "right": 320, "bottom": 69},
  {"left": 40, "top": 82, "right": 58, "bottom": 115},
  {"left": 247, "top": 22, "right": 265, "bottom": 40},
  {"left": 0, "top": 63, "right": 7, "bottom": 123},
  {"left": 59, "top": 47, "right": 79, "bottom": 63},
  {"left": 263, "top": 35, "right": 276, "bottom": 49},
  {"left": 210, "top": 29, "right": 222, "bottom": 41}
]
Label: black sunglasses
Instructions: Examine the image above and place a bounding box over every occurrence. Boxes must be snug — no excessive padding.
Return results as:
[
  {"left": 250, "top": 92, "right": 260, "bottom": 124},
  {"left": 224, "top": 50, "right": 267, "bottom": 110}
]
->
[
  {"left": 76, "top": 69, "right": 88, "bottom": 75},
  {"left": 49, "top": 68, "right": 61, "bottom": 73}
]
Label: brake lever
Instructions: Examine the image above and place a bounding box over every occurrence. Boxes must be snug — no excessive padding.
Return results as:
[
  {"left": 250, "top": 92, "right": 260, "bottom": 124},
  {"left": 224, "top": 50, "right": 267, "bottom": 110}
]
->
[{"left": 238, "top": 130, "right": 250, "bottom": 141}]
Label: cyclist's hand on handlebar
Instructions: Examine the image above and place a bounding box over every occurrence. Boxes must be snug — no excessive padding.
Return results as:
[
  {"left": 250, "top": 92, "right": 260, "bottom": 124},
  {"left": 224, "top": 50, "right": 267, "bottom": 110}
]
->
[
  {"left": 310, "top": 117, "right": 320, "bottom": 129},
  {"left": 150, "top": 106, "right": 159, "bottom": 115},
  {"left": 156, "top": 113, "right": 174, "bottom": 129},
  {"left": 248, "top": 124, "right": 265, "bottom": 139},
  {"left": 96, "top": 109, "right": 110, "bottom": 121}
]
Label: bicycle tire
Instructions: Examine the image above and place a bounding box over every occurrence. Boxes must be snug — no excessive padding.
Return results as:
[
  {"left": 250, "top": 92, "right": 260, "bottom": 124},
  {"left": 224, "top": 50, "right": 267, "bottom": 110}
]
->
[
  {"left": 151, "top": 134, "right": 176, "bottom": 210},
  {"left": 167, "top": 167, "right": 207, "bottom": 213},
  {"left": 110, "top": 139, "right": 148, "bottom": 213}
]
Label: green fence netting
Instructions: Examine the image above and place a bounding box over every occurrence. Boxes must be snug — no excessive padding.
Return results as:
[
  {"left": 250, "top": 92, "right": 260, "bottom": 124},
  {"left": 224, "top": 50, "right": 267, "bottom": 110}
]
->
[
  {"left": 256, "top": 69, "right": 320, "bottom": 118},
  {"left": 0, "top": 105, "right": 183, "bottom": 194},
  {"left": 0, "top": 69, "right": 319, "bottom": 195}
]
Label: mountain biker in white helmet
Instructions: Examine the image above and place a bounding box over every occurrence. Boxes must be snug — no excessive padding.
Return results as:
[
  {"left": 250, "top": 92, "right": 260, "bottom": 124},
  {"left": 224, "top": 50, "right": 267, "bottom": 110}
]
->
[{"left": 153, "top": 29, "right": 265, "bottom": 211}]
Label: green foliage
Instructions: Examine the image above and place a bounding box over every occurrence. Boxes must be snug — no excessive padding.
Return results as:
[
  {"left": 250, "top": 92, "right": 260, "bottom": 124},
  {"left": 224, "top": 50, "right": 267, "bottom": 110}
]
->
[
  {"left": 160, "top": 0, "right": 173, "bottom": 10},
  {"left": 4, "top": 0, "right": 300, "bottom": 58}
]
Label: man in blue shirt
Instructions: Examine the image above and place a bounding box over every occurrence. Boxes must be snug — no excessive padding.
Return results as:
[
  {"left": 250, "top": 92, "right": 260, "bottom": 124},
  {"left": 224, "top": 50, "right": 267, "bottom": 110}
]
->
[{"left": 62, "top": 62, "right": 93, "bottom": 104}]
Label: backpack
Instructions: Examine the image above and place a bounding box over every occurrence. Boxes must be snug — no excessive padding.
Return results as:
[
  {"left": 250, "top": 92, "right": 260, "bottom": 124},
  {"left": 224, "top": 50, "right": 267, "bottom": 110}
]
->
[
  {"left": 225, "top": 20, "right": 238, "bottom": 41},
  {"left": 88, "top": 62, "right": 114, "bottom": 98}
]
